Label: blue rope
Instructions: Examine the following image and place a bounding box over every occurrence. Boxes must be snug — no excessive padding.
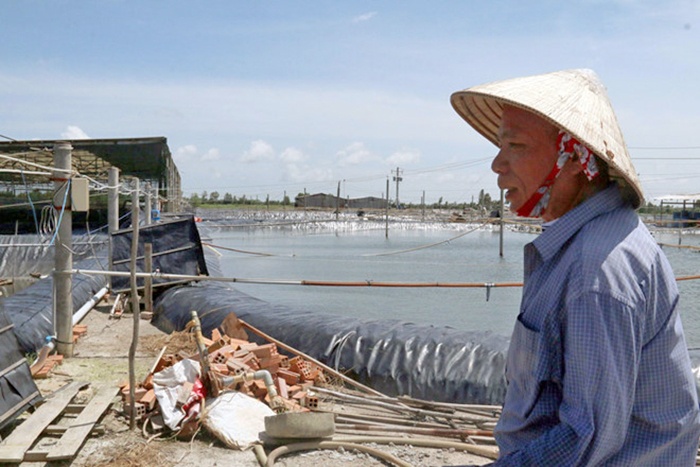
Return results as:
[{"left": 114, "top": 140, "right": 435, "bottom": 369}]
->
[
  {"left": 49, "top": 179, "right": 71, "bottom": 246},
  {"left": 20, "top": 169, "right": 40, "bottom": 234}
]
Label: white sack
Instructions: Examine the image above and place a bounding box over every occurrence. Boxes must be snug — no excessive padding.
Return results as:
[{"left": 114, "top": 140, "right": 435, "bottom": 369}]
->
[
  {"left": 152, "top": 358, "right": 201, "bottom": 430},
  {"left": 202, "top": 391, "right": 275, "bottom": 450}
]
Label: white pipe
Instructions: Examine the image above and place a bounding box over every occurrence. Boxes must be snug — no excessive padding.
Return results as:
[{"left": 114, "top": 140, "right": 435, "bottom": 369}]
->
[
  {"left": 30, "top": 337, "right": 56, "bottom": 370},
  {"left": 253, "top": 370, "right": 279, "bottom": 399},
  {"left": 72, "top": 286, "right": 109, "bottom": 325}
]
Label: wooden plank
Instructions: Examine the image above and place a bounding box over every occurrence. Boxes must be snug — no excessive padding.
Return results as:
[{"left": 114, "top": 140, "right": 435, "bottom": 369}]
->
[
  {"left": 45, "top": 384, "right": 118, "bottom": 461},
  {"left": 45, "top": 423, "right": 105, "bottom": 436},
  {"left": 0, "top": 381, "right": 87, "bottom": 463}
]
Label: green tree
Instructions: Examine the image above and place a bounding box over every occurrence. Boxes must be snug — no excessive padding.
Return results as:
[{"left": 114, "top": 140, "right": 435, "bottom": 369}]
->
[
  {"left": 210, "top": 191, "right": 220, "bottom": 203},
  {"left": 223, "top": 193, "right": 233, "bottom": 204}
]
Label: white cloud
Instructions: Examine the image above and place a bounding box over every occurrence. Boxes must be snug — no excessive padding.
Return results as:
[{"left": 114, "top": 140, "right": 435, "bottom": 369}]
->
[
  {"left": 352, "top": 11, "right": 377, "bottom": 23},
  {"left": 174, "top": 144, "right": 220, "bottom": 162},
  {"left": 61, "top": 125, "right": 90, "bottom": 139},
  {"left": 174, "top": 144, "right": 198, "bottom": 161},
  {"left": 336, "top": 142, "right": 375, "bottom": 166},
  {"left": 201, "top": 148, "right": 220, "bottom": 161},
  {"left": 284, "top": 163, "right": 333, "bottom": 183},
  {"left": 279, "top": 147, "right": 307, "bottom": 163},
  {"left": 241, "top": 139, "right": 275, "bottom": 163},
  {"left": 386, "top": 148, "right": 421, "bottom": 166}
]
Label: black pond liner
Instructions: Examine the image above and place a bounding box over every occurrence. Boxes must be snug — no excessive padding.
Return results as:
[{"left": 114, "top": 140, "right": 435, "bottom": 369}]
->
[
  {"left": 151, "top": 244, "right": 510, "bottom": 405},
  {"left": 1, "top": 250, "right": 108, "bottom": 354}
]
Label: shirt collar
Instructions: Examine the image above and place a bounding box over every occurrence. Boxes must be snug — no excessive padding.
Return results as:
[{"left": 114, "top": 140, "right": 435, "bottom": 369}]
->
[{"left": 531, "top": 183, "right": 628, "bottom": 263}]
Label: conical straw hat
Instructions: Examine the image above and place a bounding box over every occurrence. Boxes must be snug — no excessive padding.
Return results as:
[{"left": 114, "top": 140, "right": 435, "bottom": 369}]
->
[{"left": 450, "top": 69, "right": 643, "bottom": 208}]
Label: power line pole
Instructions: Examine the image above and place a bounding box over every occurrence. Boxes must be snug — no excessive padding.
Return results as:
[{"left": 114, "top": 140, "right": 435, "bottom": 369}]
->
[{"left": 392, "top": 167, "right": 403, "bottom": 208}]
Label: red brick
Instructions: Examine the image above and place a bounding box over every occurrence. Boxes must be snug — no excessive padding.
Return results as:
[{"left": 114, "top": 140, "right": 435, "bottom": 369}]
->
[
  {"left": 277, "top": 368, "right": 301, "bottom": 386},
  {"left": 139, "top": 389, "right": 157, "bottom": 410}
]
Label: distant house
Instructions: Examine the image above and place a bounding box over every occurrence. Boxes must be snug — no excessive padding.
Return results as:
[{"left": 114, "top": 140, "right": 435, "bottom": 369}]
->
[
  {"left": 295, "top": 193, "right": 387, "bottom": 209},
  {"left": 348, "top": 196, "right": 386, "bottom": 209},
  {"left": 294, "top": 193, "right": 340, "bottom": 208}
]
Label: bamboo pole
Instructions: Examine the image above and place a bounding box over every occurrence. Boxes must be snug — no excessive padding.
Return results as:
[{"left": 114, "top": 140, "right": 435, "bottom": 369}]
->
[{"left": 128, "top": 179, "right": 140, "bottom": 430}]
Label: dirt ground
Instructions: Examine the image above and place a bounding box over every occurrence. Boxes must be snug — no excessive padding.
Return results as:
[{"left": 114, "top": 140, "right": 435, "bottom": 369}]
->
[{"left": 22, "top": 296, "right": 495, "bottom": 467}]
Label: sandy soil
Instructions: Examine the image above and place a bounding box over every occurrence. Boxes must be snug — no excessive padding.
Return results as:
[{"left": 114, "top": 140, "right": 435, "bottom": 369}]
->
[{"left": 24, "top": 297, "right": 495, "bottom": 466}]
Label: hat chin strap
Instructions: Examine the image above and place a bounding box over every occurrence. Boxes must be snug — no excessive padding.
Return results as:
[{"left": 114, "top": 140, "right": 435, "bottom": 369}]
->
[
  {"left": 515, "top": 131, "right": 600, "bottom": 218},
  {"left": 515, "top": 164, "right": 559, "bottom": 218}
]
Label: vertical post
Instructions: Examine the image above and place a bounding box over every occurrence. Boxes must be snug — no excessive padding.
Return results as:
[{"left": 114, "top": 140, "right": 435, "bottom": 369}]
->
[
  {"left": 392, "top": 167, "right": 402, "bottom": 209},
  {"left": 152, "top": 184, "right": 160, "bottom": 222},
  {"left": 144, "top": 243, "right": 153, "bottom": 314},
  {"left": 336, "top": 181, "right": 341, "bottom": 221},
  {"left": 679, "top": 200, "right": 686, "bottom": 245},
  {"left": 499, "top": 189, "right": 505, "bottom": 258},
  {"left": 53, "top": 142, "right": 74, "bottom": 357},
  {"left": 108, "top": 167, "right": 119, "bottom": 289},
  {"left": 385, "top": 178, "right": 390, "bottom": 239},
  {"left": 144, "top": 182, "right": 152, "bottom": 226},
  {"left": 128, "top": 178, "right": 140, "bottom": 430}
]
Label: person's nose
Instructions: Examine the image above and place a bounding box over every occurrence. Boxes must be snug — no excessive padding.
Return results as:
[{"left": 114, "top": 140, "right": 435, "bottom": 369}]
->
[{"left": 491, "top": 147, "right": 507, "bottom": 174}]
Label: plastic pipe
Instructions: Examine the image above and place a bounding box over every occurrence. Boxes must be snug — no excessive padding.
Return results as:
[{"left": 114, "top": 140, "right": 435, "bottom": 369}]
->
[
  {"left": 30, "top": 336, "right": 55, "bottom": 371},
  {"left": 219, "top": 370, "right": 278, "bottom": 398},
  {"left": 265, "top": 440, "right": 411, "bottom": 467},
  {"left": 72, "top": 286, "right": 109, "bottom": 326}
]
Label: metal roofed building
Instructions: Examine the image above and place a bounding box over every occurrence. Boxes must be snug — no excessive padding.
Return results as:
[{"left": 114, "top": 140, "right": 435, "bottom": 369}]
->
[{"left": 0, "top": 136, "right": 182, "bottom": 214}]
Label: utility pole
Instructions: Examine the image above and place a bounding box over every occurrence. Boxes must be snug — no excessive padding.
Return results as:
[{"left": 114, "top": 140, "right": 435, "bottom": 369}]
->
[
  {"left": 336, "top": 181, "right": 341, "bottom": 220},
  {"left": 53, "top": 142, "right": 73, "bottom": 357},
  {"left": 499, "top": 189, "right": 505, "bottom": 258},
  {"left": 392, "top": 167, "right": 402, "bottom": 209},
  {"left": 385, "top": 178, "right": 390, "bottom": 238}
]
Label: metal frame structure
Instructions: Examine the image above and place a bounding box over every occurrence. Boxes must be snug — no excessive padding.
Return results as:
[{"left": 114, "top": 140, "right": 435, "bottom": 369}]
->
[{"left": 0, "top": 136, "right": 182, "bottom": 212}]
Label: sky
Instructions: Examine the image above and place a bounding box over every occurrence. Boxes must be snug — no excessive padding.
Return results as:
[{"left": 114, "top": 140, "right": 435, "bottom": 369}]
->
[{"left": 1, "top": 0, "right": 699, "bottom": 205}]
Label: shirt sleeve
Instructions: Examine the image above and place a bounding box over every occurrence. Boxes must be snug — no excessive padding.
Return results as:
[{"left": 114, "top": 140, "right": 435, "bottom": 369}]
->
[{"left": 492, "top": 291, "right": 640, "bottom": 466}]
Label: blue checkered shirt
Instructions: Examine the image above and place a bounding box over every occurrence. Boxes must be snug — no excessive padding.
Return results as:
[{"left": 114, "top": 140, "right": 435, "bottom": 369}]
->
[{"left": 493, "top": 184, "right": 700, "bottom": 466}]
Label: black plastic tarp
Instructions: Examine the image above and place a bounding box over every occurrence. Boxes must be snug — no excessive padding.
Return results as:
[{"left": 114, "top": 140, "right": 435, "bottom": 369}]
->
[
  {"left": 0, "top": 306, "right": 42, "bottom": 429},
  {"left": 110, "top": 216, "right": 208, "bottom": 293},
  {"left": 1, "top": 251, "right": 108, "bottom": 353}
]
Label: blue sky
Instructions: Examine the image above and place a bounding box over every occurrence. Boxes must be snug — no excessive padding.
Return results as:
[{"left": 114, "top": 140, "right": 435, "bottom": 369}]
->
[{"left": 2, "top": 1, "right": 699, "bottom": 204}]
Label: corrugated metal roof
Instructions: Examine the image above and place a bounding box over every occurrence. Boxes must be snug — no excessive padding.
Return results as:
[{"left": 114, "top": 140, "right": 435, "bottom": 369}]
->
[{"left": 0, "top": 136, "right": 182, "bottom": 211}]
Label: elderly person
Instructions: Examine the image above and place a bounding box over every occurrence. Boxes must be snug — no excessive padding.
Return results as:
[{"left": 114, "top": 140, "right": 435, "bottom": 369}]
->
[{"left": 451, "top": 69, "right": 700, "bottom": 465}]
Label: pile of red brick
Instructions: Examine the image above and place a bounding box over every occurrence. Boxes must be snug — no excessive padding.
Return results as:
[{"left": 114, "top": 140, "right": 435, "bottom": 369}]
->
[{"left": 120, "top": 328, "right": 326, "bottom": 419}]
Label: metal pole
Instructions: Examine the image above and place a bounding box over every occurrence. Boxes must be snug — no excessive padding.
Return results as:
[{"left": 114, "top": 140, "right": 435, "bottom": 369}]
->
[
  {"left": 144, "top": 243, "right": 153, "bottom": 313},
  {"left": 53, "top": 142, "right": 74, "bottom": 357},
  {"left": 144, "top": 182, "right": 152, "bottom": 226},
  {"left": 153, "top": 184, "right": 160, "bottom": 221},
  {"left": 385, "top": 178, "right": 390, "bottom": 238},
  {"left": 499, "top": 189, "right": 505, "bottom": 258},
  {"left": 336, "top": 181, "right": 340, "bottom": 220},
  {"left": 108, "top": 167, "right": 119, "bottom": 290}
]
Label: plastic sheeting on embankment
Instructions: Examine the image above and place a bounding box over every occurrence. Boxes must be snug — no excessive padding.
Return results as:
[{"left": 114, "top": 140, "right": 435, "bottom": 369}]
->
[
  {"left": 0, "top": 250, "right": 109, "bottom": 353},
  {"left": 152, "top": 279, "right": 509, "bottom": 405},
  {"left": 0, "top": 233, "right": 108, "bottom": 278}
]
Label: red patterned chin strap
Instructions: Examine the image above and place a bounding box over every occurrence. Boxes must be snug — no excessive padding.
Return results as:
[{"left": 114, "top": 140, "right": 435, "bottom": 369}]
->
[{"left": 515, "top": 131, "right": 600, "bottom": 218}]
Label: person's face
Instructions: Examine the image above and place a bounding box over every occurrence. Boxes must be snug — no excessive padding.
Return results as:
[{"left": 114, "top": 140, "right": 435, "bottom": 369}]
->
[{"left": 491, "top": 106, "right": 559, "bottom": 213}]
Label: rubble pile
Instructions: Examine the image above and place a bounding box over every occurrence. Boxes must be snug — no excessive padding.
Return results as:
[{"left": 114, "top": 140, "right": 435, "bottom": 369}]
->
[{"left": 118, "top": 322, "right": 329, "bottom": 434}]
